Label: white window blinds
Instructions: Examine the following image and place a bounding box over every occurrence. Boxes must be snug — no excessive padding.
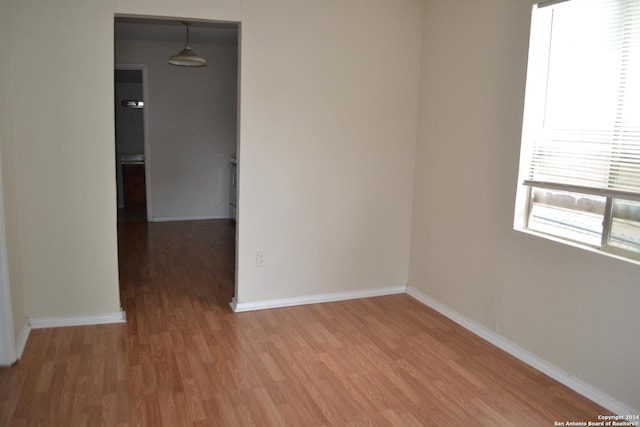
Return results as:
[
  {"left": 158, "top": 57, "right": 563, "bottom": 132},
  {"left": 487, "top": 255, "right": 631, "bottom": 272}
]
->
[{"left": 522, "top": 0, "right": 640, "bottom": 201}]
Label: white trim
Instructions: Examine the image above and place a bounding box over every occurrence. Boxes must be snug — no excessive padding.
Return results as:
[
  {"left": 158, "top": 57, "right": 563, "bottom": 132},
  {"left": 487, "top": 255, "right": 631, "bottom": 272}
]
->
[
  {"left": 28, "top": 310, "right": 126, "bottom": 329},
  {"left": 14, "top": 320, "right": 30, "bottom": 360},
  {"left": 230, "top": 285, "right": 407, "bottom": 313},
  {"left": 0, "top": 151, "right": 16, "bottom": 366},
  {"left": 233, "top": 23, "right": 242, "bottom": 306},
  {"left": 151, "top": 215, "right": 232, "bottom": 223},
  {"left": 141, "top": 65, "right": 152, "bottom": 222},
  {"left": 406, "top": 285, "right": 637, "bottom": 415}
]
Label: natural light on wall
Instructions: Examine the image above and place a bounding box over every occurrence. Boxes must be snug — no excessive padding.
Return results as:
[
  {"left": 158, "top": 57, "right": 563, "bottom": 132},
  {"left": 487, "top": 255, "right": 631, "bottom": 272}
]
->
[{"left": 515, "top": 0, "right": 640, "bottom": 262}]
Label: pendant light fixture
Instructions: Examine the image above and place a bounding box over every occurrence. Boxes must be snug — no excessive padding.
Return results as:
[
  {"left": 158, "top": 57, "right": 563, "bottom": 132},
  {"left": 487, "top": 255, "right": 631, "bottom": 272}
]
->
[{"left": 168, "top": 22, "right": 207, "bottom": 67}]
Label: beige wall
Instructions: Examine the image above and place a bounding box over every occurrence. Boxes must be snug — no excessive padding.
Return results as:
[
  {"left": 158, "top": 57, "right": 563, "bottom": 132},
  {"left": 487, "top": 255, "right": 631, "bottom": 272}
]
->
[
  {"left": 3, "top": 0, "right": 422, "bottom": 319},
  {"left": 235, "top": 0, "right": 422, "bottom": 302},
  {"left": 114, "top": 0, "right": 241, "bottom": 23},
  {"left": 0, "top": 0, "right": 26, "bottom": 340},
  {"left": 7, "top": 0, "right": 121, "bottom": 318},
  {"left": 409, "top": 0, "right": 640, "bottom": 410}
]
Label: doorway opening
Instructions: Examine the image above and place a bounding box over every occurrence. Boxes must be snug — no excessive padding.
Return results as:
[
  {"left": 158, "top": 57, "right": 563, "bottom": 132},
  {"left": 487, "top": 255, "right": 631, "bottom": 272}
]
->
[
  {"left": 115, "top": 67, "right": 149, "bottom": 222},
  {"left": 113, "top": 17, "right": 239, "bottom": 308}
]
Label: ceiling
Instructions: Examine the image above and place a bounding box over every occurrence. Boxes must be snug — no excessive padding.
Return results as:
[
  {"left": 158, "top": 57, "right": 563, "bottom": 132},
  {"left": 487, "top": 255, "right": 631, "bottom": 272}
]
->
[{"left": 114, "top": 18, "right": 238, "bottom": 45}]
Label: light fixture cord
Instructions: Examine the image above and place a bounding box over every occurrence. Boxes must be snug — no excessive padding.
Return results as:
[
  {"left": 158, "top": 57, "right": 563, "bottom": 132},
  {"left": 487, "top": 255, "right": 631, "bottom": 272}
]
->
[{"left": 186, "top": 23, "right": 191, "bottom": 47}]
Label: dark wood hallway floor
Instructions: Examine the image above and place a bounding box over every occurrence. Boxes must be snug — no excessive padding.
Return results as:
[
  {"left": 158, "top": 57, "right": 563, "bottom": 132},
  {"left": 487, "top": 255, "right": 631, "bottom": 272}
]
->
[{"left": 0, "top": 220, "right": 608, "bottom": 426}]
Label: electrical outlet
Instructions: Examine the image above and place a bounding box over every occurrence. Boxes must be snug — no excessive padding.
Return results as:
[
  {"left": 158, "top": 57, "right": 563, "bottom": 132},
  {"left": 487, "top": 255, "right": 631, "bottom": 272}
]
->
[{"left": 256, "top": 250, "right": 266, "bottom": 267}]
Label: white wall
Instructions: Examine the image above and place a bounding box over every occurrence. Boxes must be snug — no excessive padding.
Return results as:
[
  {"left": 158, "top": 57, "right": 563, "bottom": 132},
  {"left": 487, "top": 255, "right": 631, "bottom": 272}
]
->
[
  {"left": 409, "top": 0, "right": 640, "bottom": 411},
  {"left": 116, "top": 39, "right": 237, "bottom": 221}
]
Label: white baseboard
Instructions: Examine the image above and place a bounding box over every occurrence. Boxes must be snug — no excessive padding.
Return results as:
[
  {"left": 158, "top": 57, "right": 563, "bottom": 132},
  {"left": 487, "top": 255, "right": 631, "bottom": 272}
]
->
[
  {"left": 230, "top": 285, "right": 407, "bottom": 313},
  {"left": 406, "top": 285, "right": 636, "bottom": 415},
  {"left": 150, "top": 215, "right": 231, "bottom": 223},
  {"left": 15, "top": 320, "right": 30, "bottom": 360},
  {"left": 28, "top": 310, "right": 126, "bottom": 329}
]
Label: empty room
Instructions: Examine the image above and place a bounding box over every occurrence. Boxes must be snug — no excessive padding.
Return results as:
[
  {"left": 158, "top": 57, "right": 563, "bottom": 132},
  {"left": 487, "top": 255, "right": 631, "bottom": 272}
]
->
[{"left": 0, "top": 0, "right": 638, "bottom": 425}]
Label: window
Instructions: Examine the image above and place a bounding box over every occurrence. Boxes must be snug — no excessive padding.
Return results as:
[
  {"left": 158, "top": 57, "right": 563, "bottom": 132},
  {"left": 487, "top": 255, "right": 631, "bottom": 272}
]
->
[{"left": 516, "top": 0, "right": 640, "bottom": 261}]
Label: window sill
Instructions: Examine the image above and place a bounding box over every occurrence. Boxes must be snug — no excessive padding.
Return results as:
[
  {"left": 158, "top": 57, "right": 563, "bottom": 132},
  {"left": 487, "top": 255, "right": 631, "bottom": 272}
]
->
[{"left": 513, "top": 226, "right": 640, "bottom": 267}]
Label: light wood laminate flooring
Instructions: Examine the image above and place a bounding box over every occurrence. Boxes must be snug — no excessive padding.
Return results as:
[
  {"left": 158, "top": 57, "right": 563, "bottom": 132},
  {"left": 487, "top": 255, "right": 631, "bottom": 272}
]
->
[{"left": 0, "top": 220, "right": 608, "bottom": 426}]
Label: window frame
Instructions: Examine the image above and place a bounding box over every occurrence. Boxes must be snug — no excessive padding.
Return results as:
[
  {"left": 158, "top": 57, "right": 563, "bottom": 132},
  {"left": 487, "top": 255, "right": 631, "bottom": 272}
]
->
[
  {"left": 515, "top": 0, "right": 640, "bottom": 265},
  {"left": 522, "top": 186, "right": 640, "bottom": 262}
]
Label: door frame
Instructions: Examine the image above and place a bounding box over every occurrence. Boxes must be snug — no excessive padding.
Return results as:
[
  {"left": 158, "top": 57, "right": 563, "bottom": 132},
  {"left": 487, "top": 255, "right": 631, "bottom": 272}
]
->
[
  {"left": 115, "top": 64, "right": 152, "bottom": 221},
  {"left": 0, "top": 154, "right": 16, "bottom": 365}
]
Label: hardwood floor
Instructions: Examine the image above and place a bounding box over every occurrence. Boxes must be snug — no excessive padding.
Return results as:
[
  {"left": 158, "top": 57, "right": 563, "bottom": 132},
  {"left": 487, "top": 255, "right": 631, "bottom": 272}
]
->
[{"left": 0, "top": 219, "right": 608, "bottom": 426}]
